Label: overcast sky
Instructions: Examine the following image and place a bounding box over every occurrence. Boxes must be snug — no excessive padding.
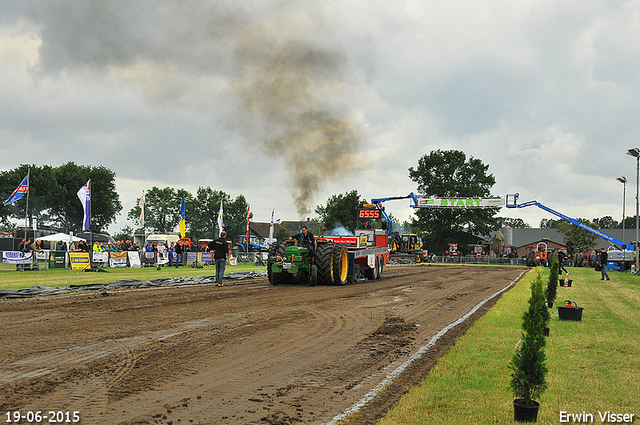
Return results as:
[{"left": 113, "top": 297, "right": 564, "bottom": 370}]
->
[{"left": 2, "top": 0, "right": 640, "bottom": 235}]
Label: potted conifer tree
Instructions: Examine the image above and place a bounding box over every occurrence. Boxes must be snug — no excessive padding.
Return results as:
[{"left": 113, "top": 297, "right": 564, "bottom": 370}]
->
[
  {"left": 510, "top": 272, "right": 548, "bottom": 422},
  {"left": 545, "top": 256, "right": 558, "bottom": 308}
]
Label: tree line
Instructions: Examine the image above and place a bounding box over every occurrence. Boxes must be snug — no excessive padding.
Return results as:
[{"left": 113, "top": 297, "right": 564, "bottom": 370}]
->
[
  {"left": 0, "top": 164, "right": 250, "bottom": 242},
  {"left": 4, "top": 153, "right": 622, "bottom": 253},
  {"left": 0, "top": 163, "right": 121, "bottom": 232}
]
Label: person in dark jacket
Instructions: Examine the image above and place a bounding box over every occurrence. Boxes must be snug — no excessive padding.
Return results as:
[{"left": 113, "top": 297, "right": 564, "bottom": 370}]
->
[
  {"left": 599, "top": 248, "right": 610, "bottom": 280},
  {"left": 557, "top": 250, "right": 569, "bottom": 275},
  {"left": 174, "top": 240, "right": 183, "bottom": 268},
  {"left": 291, "top": 226, "right": 316, "bottom": 258},
  {"left": 209, "top": 232, "right": 228, "bottom": 287}
]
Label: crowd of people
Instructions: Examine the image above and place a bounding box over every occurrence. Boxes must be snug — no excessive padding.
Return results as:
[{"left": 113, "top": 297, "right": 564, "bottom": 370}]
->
[{"left": 17, "top": 238, "right": 43, "bottom": 253}]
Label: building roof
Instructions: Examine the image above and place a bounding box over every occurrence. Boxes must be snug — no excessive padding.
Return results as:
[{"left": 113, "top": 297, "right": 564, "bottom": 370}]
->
[{"left": 491, "top": 227, "right": 633, "bottom": 250}]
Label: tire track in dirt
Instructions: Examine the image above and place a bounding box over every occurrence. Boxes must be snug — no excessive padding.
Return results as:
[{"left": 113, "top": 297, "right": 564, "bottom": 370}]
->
[{"left": 0, "top": 265, "right": 526, "bottom": 424}]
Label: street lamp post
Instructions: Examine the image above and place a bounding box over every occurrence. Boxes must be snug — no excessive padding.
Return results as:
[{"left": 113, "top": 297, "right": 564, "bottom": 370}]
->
[
  {"left": 617, "top": 176, "right": 627, "bottom": 249},
  {"left": 626, "top": 148, "right": 640, "bottom": 273}
]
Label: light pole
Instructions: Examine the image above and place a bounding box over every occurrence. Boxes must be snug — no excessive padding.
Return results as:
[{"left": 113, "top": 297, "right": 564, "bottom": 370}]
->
[
  {"left": 617, "top": 176, "right": 627, "bottom": 249},
  {"left": 626, "top": 148, "right": 640, "bottom": 273}
]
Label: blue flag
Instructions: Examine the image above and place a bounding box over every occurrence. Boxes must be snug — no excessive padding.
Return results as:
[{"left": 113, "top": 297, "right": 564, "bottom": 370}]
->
[
  {"left": 3, "top": 175, "right": 29, "bottom": 206},
  {"left": 179, "top": 196, "right": 186, "bottom": 238}
]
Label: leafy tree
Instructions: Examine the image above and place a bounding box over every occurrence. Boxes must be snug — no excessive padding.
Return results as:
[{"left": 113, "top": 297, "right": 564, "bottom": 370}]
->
[
  {"left": 408, "top": 150, "right": 499, "bottom": 253},
  {"left": 497, "top": 217, "right": 531, "bottom": 229},
  {"left": 218, "top": 194, "right": 250, "bottom": 244},
  {"left": 114, "top": 225, "right": 135, "bottom": 241},
  {"left": 275, "top": 227, "right": 290, "bottom": 242},
  {"left": 593, "top": 216, "right": 617, "bottom": 229},
  {"left": 189, "top": 187, "right": 229, "bottom": 239},
  {"left": 129, "top": 187, "right": 249, "bottom": 242},
  {"left": 557, "top": 218, "right": 598, "bottom": 253},
  {"left": 0, "top": 163, "right": 121, "bottom": 232},
  {"left": 620, "top": 215, "right": 638, "bottom": 229},
  {"left": 54, "top": 162, "right": 122, "bottom": 232},
  {"left": 539, "top": 218, "right": 560, "bottom": 228},
  {"left": 315, "top": 190, "right": 367, "bottom": 233},
  {"left": 128, "top": 187, "right": 191, "bottom": 234}
]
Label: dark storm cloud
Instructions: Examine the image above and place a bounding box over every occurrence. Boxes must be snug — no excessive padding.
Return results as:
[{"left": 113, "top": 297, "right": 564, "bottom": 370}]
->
[{"left": 5, "top": 0, "right": 366, "bottom": 217}]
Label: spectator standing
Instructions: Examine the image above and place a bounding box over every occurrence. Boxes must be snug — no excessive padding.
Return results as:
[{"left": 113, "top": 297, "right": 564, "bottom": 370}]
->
[
  {"left": 599, "top": 248, "right": 610, "bottom": 280},
  {"left": 557, "top": 250, "right": 569, "bottom": 275},
  {"left": 174, "top": 240, "right": 183, "bottom": 268},
  {"left": 30, "top": 239, "right": 43, "bottom": 252},
  {"left": 168, "top": 242, "right": 175, "bottom": 267},
  {"left": 209, "top": 231, "right": 228, "bottom": 287}
]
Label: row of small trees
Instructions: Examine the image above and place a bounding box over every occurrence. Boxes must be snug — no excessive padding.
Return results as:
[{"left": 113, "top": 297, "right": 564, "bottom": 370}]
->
[{"left": 509, "top": 256, "right": 558, "bottom": 421}]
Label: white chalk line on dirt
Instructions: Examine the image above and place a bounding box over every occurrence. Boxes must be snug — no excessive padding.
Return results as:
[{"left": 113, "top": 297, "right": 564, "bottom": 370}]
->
[{"left": 324, "top": 270, "right": 527, "bottom": 425}]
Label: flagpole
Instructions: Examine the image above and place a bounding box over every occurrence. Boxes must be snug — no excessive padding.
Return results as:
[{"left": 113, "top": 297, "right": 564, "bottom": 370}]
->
[
  {"left": 24, "top": 167, "right": 30, "bottom": 241},
  {"left": 89, "top": 179, "right": 93, "bottom": 269}
]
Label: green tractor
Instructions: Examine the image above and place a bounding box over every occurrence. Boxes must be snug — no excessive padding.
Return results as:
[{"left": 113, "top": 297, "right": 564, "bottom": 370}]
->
[{"left": 267, "top": 239, "right": 350, "bottom": 286}]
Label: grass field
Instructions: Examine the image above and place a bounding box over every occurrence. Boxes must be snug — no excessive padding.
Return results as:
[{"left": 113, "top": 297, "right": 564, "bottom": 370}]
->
[
  {"left": 378, "top": 267, "right": 640, "bottom": 424},
  {"left": 0, "top": 263, "right": 265, "bottom": 289}
]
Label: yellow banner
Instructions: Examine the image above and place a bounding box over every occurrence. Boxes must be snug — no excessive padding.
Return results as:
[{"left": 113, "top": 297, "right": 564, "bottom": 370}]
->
[
  {"left": 110, "top": 251, "right": 127, "bottom": 259},
  {"left": 69, "top": 252, "right": 91, "bottom": 270}
]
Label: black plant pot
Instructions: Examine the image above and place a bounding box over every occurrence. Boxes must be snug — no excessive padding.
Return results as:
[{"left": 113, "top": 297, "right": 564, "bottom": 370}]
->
[
  {"left": 557, "top": 305, "right": 584, "bottom": 321},
  {"left": 559, "top": 279, "right": 573, "bottom": 287},
  {"left": 543, "top": 327, "right": 550, "bottom": 336},
  {"left": 547, "top": 301, "right": 553, "bottom": 308},
  {"left": 514, "top": 399, "right": 540, "bottom": 422}
]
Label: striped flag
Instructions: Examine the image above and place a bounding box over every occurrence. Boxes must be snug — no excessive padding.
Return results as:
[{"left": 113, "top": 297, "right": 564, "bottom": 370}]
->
[
  {"left": 77, "top": 180, "right": 91, "bottom": 231},
  {"left": 3, "top": 174, "right": 29, "bottom": 206},
  {"left": 246, "top": 204, "right": 250, "bottom": 250}
]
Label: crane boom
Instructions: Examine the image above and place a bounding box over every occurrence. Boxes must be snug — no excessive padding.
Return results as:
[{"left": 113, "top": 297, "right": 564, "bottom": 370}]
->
[{"left": 505, "top": 193, "right": 633, "bottom": 251}]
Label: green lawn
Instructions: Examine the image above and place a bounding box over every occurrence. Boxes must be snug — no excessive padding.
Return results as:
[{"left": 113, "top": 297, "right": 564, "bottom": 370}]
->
[
  {"left": 0, "top": 263, "right": 265, "bottom": 289},
  {"left": 378, "top": 267, "right": 640, "bottom": 424}
]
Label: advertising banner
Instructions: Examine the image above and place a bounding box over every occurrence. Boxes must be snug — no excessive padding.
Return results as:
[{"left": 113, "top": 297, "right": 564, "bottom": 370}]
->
[
  {"left": 49, "top": 251, "right": 67, "bottom": 269},
  {"left": 414, "top": 197, "right": 504, "bottom": 208},
  {"left": 128, "top": 251, "right": 141, "bottom": 268},
  {"left": 69, "top": 252, "right": 91, "bottom": 270},
  {"left": 109, "top": 252, "right": 128, "bottom": 268},
  {"left": 157, "top": 251, "right": 169, "bottom": 265},
  {"left": 2, "top": 251, "right": 33, "bottom": 264},
  {"left": 35, "top": 250, "right": 50, "bottom": 262},
  {"left": 92, "top": 251, "right": 109, "bottom": 263},
  {"left": 186, "top": 252, "right": 198, "bottom": 264}
]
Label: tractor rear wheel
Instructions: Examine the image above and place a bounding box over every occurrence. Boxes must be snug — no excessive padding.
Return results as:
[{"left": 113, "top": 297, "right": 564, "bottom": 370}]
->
[
  {"left": 315, "top": 242, "right": 335, "bottom": 285},
  {"left": 332, "top": 244, "right": 349, "bottom": 285}
]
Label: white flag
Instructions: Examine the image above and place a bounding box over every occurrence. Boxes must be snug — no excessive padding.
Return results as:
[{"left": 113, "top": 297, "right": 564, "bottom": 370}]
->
[
  {"left": 77, "top": 180, "right": 91, "bottom": 231},
  {"left": 138, "top": 191, "right": 145, "bottom": 228},
  {"left": 217, "top": 200, "right": 224, "bottom": 237},
  {"left": 269, "top": 209, "right": 274, "bottom": 240}
]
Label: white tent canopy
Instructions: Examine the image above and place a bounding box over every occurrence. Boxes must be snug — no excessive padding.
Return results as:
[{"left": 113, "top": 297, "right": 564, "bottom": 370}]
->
[{"left": 37, "top": 233, "right": 86, "bottom": 242}]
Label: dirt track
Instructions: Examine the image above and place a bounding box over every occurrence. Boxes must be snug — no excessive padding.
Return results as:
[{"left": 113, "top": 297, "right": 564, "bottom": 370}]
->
[{"left": 0, "top": 265, "right": 525, "bottom": 425}]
